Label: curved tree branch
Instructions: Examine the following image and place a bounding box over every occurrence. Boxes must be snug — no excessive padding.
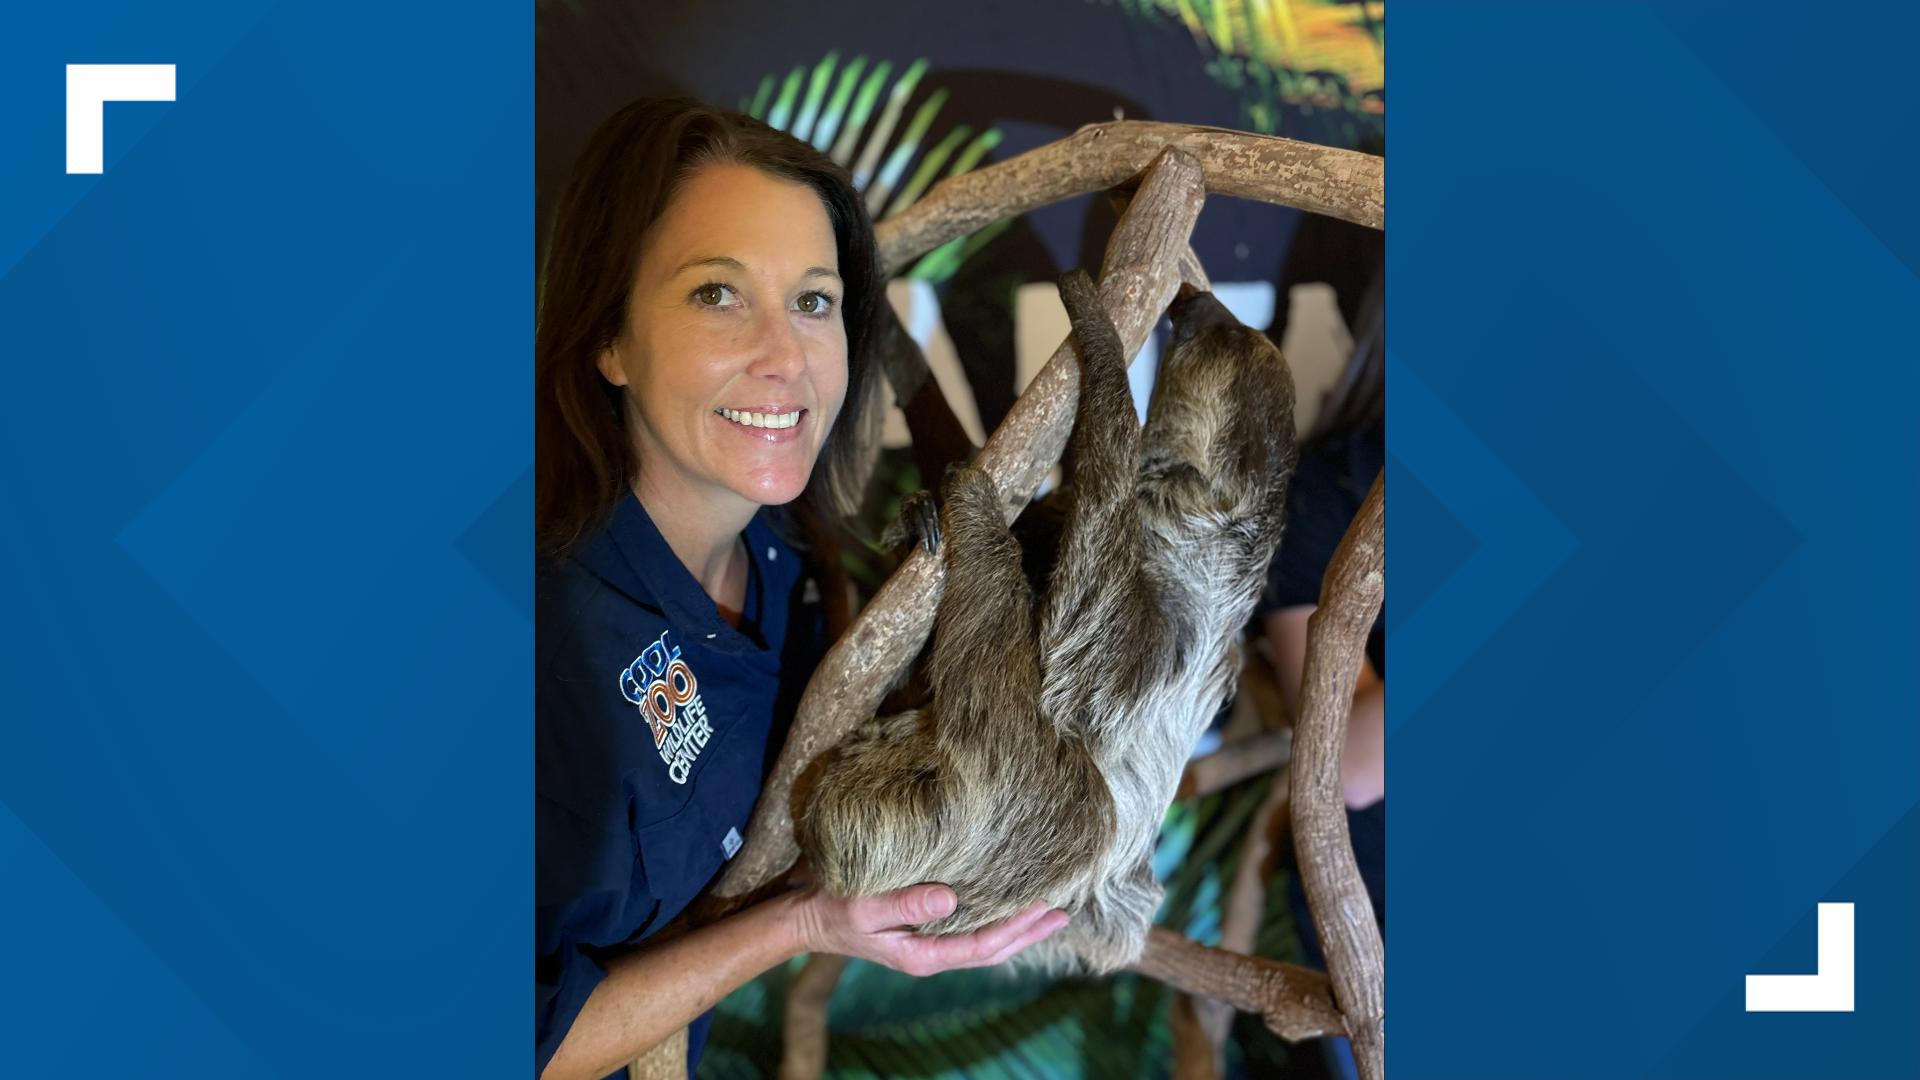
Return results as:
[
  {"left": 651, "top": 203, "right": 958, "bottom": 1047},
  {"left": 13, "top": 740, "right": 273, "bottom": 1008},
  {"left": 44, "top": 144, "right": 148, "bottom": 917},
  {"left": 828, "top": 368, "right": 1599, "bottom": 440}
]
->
[
  {"left": 1290, "top": 471, "right": 1386, "bottom": 1080},
  {"left": 877, "top": 120, "right": 1383, "bottom": 276}
]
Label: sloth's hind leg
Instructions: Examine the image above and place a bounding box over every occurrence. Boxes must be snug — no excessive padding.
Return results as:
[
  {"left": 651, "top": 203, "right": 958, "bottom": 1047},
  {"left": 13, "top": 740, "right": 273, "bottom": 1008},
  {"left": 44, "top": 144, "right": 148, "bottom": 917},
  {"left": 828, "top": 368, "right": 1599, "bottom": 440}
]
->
[{"left": 797, "top": 711, "right": 950, "bottom": 899}]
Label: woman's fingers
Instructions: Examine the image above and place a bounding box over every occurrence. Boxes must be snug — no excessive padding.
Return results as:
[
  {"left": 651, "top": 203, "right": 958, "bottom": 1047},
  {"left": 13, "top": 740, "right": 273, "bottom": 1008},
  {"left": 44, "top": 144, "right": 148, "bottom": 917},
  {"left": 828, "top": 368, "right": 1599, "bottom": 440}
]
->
[
  {"left": 824, "top": 887, "right": 1073, "bottom": 976},
  {"left": 892, "top": 902, "right": 1066, "bottom": 974},
  {"left": 963, "top": 903, "right": 1056, "bottom": 961},
  {"left": 974, "top": 908, "right": 1070, "bottom": 968}
]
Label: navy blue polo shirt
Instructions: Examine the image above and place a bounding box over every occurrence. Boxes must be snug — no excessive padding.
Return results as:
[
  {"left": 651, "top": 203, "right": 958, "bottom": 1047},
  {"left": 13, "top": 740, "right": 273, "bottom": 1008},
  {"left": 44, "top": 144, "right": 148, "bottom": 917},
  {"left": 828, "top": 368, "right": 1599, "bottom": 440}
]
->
[{"left": 536, "top": 493, "right": 824, "bottom": 1079}]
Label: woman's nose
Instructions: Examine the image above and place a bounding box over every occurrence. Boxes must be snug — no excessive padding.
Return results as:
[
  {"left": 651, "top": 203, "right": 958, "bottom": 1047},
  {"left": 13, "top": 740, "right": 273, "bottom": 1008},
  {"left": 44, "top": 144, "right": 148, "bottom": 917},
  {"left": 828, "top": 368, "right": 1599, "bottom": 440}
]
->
[{"left": 744, "top": 309, "right": 807, "bottom": 380}]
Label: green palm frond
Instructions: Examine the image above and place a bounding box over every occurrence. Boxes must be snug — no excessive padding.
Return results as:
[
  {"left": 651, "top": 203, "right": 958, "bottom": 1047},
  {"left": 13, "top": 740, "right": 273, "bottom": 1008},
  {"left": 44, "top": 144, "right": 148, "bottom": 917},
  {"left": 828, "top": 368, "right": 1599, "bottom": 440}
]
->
[
  {"left": 848, "top": 58, "right": 928, "bottom": 202},
  {"left": 885, "top": 122, "right": 971, "bottom": 221},
  {"left": 811, "top": 56, "right": 869, "bottom": 152},
  {"left": 866, "top": 85, "right": 948, "bottom": 215},
  {"left": 829, "top": 60, "right": 892, "bottom": 165},
  {"left": 1100, "top": 0, "right": 1384, "bottom": 143},
  {"left": 747, "top": 53, "right": 1010, "bottom": 285},
  {"left": 765, "top": 66, "right": 806, "bottom": 131},
  {"left": 791, "top": 51, "right": 838, "bottom": 144}
]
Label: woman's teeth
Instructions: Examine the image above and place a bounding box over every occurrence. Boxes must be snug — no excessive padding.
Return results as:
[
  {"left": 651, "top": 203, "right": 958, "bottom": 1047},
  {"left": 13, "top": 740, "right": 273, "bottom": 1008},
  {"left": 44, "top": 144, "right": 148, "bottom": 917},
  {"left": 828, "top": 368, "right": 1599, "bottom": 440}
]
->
[{"left": 716, "top": 408, "right": 801, "bottom": 430}]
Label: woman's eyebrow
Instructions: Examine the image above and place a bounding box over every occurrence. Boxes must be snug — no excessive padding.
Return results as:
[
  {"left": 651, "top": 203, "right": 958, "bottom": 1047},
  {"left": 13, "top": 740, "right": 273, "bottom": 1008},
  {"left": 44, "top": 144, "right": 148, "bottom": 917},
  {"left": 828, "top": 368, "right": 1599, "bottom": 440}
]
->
[
  {"left": 670, "top": 256, "right": 839, "bottom": 283},
  {"left": 673, "top": 255, "right": 745, "bottom": 276}
]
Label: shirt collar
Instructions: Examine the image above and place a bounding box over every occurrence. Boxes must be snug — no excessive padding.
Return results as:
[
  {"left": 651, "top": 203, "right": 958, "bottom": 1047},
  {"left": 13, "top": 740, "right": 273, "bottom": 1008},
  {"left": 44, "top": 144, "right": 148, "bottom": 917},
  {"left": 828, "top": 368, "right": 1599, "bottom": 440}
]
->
[{"left": 580, "top": 492, "right": 791, "bottom": 657}]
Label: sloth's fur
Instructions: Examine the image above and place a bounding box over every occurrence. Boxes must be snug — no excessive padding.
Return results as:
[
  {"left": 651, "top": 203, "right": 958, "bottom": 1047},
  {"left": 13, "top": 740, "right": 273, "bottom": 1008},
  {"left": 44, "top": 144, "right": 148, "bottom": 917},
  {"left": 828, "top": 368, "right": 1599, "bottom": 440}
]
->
[{"left": 796, "top": 269, "right": 1297, "bottom": 973}]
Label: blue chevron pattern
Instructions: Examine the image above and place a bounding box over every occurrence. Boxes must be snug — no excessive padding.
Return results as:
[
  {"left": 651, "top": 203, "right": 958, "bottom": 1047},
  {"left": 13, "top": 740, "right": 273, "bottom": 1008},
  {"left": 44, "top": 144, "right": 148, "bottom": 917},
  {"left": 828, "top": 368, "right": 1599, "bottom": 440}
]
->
[
  {"left": 0, "top": 3, "right": 528, "bottom": 1076},
  {"left": 1393, "top": 4, "right": 1919, "bottom": 1077}
]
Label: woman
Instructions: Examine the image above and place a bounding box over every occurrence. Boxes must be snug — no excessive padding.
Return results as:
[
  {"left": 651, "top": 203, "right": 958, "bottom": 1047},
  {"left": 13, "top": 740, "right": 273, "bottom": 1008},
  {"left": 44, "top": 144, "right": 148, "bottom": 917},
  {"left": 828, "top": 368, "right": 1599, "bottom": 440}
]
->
[{"left": 535, "top": 99, "right": 1068, "bottom": 1080}]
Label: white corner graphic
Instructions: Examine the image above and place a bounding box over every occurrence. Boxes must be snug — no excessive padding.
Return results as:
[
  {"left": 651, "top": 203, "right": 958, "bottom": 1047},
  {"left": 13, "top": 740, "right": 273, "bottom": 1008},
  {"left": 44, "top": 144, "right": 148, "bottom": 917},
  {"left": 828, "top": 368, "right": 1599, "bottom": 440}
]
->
[
  {"left": 66, "top": 64, "right": 176, "bottom": 174},
  {"left": 1745, "top": 902, "right": 1854, "bottom": 1012}
]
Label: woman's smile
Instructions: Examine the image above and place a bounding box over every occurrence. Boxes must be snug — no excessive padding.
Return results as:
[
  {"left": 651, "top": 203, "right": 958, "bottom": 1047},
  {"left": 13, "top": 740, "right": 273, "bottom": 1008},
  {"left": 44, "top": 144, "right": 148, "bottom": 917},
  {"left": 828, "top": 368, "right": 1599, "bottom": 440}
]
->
[{"left": 710, "top": 406, "right": 809, "bottom": 443}]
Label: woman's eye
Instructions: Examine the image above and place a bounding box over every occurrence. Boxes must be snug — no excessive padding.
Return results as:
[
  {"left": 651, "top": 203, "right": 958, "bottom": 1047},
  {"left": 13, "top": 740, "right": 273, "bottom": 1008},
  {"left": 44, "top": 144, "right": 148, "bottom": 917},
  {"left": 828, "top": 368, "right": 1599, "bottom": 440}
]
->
[
  {"left": 692, "top": 283, "right": 734, "bottom": 308},
  {"left": 795, "top": 291, "right": 836, "bottom": 316}
]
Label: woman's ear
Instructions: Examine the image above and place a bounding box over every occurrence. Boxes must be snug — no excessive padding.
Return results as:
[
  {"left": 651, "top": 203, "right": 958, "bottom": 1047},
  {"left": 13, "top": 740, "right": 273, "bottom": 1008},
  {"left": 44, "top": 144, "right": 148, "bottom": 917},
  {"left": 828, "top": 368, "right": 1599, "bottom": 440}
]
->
[{"left": 596, "top": 347, "right": 630, "bottom": 388}]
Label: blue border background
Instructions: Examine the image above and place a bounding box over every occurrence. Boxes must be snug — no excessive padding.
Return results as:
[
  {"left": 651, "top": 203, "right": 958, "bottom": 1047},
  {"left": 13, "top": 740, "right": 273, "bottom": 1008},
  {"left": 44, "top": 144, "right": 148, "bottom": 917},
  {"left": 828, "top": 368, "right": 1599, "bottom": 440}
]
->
[
  {"left": 4, "top": 2, "right": 1918, "bottom": 1078},
  {"left": 1, "top": 3, "right": 528, "bottom": 1075},
  {"left": 1393, "top": 4, "right": 1919, "bottom": 1077}
]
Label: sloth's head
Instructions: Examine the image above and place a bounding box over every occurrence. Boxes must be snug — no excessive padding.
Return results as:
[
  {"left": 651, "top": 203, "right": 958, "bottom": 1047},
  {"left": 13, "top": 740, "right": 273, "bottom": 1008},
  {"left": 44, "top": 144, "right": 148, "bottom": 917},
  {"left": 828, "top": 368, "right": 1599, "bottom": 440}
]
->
[{"left": 1168, "top": 284, "right": 1239, "bottom": 345}]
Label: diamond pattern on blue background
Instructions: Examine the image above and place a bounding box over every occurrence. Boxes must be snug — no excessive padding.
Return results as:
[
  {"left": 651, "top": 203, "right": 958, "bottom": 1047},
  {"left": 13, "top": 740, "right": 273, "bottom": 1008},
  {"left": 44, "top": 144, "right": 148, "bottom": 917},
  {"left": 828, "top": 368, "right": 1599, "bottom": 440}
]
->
[
  {"left": 1383, "top": 455, "right": 1478, "bottom": 636},
  {"left": 1393, "top": 4, "right": 1919, "bottom": 1078},
  {"left": 1653, "top": 5, "right": 1920, "bottom": 280},
  {"left": 1385, "top": 355, "right": 1576, "bottom": 728},
  {"left": 457, "top": 466, "right": 535, "bottom": 624},
  {"left": 0, "top": 3, "right": 528, "bottom": 1075}
]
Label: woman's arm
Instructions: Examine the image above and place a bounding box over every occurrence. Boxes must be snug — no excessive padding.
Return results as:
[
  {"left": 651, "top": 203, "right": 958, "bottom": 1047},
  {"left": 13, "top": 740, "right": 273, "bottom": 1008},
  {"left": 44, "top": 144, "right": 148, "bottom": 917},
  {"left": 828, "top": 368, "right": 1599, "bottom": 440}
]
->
[
  {"left": 541, "top": 884, "right": 1067, "bottom": 1080},
  {"left": 1264, "top": 605, "right": 1384, "bottom": 809}
]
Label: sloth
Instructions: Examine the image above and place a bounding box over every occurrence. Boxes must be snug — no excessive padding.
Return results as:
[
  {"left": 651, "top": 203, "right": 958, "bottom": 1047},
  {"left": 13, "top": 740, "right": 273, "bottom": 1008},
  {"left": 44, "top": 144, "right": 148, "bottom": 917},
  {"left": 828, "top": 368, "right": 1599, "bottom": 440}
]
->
[{"left": 795, "top": 268, "right": 1297, "bottom": 973}]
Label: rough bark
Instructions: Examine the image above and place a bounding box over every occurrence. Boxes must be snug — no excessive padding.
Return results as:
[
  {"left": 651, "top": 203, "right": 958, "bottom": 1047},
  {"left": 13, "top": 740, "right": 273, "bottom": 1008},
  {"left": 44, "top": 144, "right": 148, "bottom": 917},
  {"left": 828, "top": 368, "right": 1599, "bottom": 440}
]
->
[
  {"left": 621, "top": 1027, "right": 685, "bottom": 1080},
  {"left": 1132, "top": 925, "right": 1348, "bottom": 1043},
  {"left": 698, "top": 147, "right": 1209, "bottom": 913},
  {"left": 878, "top": 120, "right": 1383, "bottom": 276},
  {"left": 1289, "top": 471, "right": 1386, "bottom": 1080},
  {"left": 1106, "top": 187, "right": 1214, "bottom": 295}
]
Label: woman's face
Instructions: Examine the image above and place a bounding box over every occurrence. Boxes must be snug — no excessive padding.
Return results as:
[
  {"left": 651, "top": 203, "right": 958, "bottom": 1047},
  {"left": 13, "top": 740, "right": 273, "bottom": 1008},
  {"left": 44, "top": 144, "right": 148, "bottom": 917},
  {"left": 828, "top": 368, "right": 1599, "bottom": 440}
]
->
[{"left": 599, "top": 163, "right": 850, "bottom": 514}]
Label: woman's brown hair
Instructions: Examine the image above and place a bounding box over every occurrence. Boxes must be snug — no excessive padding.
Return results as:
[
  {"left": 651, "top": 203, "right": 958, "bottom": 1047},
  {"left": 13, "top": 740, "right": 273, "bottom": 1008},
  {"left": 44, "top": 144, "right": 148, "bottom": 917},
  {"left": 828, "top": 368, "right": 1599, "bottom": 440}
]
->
[{"left": 536, "top": 97, "right": 882, "bottom": 557}]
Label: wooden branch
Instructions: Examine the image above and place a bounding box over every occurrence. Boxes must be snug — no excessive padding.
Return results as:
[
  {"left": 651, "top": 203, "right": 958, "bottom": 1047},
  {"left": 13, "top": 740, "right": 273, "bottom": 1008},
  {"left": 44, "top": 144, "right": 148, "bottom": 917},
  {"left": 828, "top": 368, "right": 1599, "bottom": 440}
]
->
[
  {"left": 1289, "top": 471, "right": 1386, "bottom": 1080},
  {"left": 778, "top": 954, "right": 849, "bottom": 1080},
  {"left": 621, "top": 1027, "right": 686, "bottom": 1080},
  {"left": 698, "top": 147, "right": 1208, "bottom": 912},
  {"left": 1105, "top": 188, "right": 1212, "bottom": 295},
  {"left": 1195, "top": 769, "right": 1293, "bottom": 1053},
  {"left": 1132, "top": 925, "right": 1347, "bottom": 1043},
  {"left": 878, "top": 120, "right": 1383, "bottom": 276},
  {"left": 1170, "top": 991, "right": 1221, "bottom": 1080},
  {"left": 1177, "top": 728, "right": 1291, "bottom": 800}
]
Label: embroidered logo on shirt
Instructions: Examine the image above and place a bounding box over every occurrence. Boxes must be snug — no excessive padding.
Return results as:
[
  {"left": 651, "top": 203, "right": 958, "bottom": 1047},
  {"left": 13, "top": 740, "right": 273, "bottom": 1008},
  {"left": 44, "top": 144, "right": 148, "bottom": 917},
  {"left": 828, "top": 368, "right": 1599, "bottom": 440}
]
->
[
  {"left": 618, "top": 629, "right": 714, "bottom": 785},
  {"left": 721, "top": 826, "right": 743, "bottom": 860}
]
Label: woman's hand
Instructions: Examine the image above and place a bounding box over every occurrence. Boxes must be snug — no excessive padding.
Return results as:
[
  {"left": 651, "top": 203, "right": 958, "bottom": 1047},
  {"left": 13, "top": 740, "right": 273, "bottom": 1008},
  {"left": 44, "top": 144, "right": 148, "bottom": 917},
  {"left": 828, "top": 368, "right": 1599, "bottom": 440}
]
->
[{"left": 784, "top": 883, "right": 1069, "bottom": 977}]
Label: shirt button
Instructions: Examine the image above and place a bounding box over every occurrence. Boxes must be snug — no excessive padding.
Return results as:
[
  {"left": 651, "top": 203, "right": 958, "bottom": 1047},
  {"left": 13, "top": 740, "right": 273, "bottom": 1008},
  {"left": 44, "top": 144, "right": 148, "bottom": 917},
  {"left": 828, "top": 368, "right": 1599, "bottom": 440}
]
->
[{"left": 767, "top": 546, "right": 778, "bottom": 561}]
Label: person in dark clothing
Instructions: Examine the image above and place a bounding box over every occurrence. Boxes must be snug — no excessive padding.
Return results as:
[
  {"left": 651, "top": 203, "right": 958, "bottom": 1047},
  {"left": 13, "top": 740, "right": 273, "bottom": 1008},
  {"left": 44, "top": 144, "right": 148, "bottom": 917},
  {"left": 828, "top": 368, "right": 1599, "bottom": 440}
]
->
[{"left": 534, "top": 99, "right": 1068, "bottom": 1080}]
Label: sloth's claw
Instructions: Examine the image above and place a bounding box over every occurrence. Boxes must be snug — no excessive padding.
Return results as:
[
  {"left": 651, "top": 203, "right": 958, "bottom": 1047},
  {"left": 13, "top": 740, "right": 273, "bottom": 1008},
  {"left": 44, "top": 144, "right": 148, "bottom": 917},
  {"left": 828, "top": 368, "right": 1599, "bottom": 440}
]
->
[{"left": 883, "top": 489, "right": 941, "bottom": 555}]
